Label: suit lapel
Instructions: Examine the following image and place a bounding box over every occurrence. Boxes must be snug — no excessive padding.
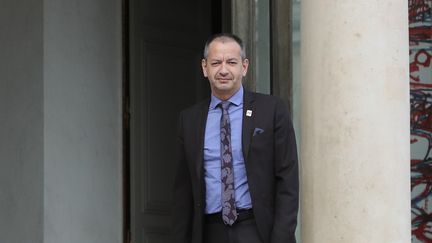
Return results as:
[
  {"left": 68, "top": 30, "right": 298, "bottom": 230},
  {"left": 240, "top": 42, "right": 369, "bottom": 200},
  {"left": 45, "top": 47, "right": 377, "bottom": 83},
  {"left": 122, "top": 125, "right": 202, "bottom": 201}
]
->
[
  {"left": 242, "top": 90, "right": 255, "bottom": 161},
  {"left": 195, "top": 99, "right": 210, "bottom": 182}
]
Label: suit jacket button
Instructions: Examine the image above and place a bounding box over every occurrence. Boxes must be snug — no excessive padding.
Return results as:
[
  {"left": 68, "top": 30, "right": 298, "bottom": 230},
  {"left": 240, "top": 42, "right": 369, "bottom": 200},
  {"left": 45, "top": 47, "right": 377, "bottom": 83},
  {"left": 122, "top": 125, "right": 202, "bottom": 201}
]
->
[{"left": 196, "top": 203, "right": 201, "bottom": 207}]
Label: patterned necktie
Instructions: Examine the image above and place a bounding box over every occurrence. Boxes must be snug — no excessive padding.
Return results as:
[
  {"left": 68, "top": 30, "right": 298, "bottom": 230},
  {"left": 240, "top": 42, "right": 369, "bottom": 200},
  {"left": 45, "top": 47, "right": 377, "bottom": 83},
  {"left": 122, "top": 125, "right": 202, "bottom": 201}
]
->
[{"left": 219, "top": 101, "right": 237, "bottom": 225}]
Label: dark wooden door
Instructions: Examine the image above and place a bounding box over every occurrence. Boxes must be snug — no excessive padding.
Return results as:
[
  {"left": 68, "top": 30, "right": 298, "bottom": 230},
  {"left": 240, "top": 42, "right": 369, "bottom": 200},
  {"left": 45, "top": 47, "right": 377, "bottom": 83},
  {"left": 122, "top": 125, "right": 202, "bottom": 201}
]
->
[{"left": 129, "top": 1, "right": 217, "bottom": 242}]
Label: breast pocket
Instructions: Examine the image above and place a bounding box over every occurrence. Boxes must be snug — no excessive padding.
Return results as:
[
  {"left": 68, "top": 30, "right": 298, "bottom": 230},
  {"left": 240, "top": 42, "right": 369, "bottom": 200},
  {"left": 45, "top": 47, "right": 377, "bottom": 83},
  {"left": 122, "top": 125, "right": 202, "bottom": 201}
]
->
[{"left": 250, "top": 129, "right": 273, "bottom": 149}]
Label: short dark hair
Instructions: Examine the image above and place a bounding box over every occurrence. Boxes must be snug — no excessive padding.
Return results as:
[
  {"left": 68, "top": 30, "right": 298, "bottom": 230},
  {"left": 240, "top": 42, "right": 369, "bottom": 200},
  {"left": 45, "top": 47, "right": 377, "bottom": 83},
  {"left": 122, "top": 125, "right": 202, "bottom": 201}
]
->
[{"left": 203, "top": 33, "right": 246, "bottom": 60}]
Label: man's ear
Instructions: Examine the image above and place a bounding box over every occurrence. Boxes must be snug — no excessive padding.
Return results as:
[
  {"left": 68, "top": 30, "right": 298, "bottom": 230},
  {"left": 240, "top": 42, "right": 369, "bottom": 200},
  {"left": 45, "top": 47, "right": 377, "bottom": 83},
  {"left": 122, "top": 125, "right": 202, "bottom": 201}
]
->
[
  {"left": 242, "top": 58, "right": 249, "bottom": 77},
  {"left": 201, "top": 59, "right": 208, "bottom": 77}
]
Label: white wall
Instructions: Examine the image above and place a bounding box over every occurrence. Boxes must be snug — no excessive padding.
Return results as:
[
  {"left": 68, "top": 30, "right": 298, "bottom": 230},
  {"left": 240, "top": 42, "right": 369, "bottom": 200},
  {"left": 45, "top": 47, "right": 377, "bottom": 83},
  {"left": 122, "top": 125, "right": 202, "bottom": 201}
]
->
[
  {"left": 43, "top": 0, "right": 122, "bottom": 242},
  {"left": 0, "top": 0, "right": 123, "bottom": 242}
]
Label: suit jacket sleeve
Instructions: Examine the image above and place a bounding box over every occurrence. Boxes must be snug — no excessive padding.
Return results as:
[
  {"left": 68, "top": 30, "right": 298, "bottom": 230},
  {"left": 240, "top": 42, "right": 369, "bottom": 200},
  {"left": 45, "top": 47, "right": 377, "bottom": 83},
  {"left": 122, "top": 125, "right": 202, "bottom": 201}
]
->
[
  {"left": 171, "top": 111, "right": 193, "bottom": 243},
  {"left": 270, "top": 99, "right": 299, "bottom": 243}
]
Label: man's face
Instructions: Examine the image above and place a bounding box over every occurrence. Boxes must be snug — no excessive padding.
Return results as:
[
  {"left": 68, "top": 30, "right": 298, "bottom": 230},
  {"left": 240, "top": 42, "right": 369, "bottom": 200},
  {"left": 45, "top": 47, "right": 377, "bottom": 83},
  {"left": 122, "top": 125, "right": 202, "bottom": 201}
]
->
[{"left": 202, "top": 40, "right": 249, "bottom": 99}]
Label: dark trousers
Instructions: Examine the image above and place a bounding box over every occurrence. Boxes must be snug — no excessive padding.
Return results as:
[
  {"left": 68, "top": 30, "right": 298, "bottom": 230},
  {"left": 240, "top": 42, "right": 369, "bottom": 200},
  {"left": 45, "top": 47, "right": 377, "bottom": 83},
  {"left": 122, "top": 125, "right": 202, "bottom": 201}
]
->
[{"left": 204, "top": 211, "right": 264, "bottom": 243}]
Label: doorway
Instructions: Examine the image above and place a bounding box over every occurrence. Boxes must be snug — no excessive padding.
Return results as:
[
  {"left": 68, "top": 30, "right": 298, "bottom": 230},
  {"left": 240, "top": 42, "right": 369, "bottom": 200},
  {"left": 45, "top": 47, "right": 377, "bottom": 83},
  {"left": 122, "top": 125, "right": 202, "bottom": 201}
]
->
[
  {"left": 127, "top": 1, "right": 229, "bottom": 242},
  {"left": 126, "top": 1, "right": 294, "bottom": 242}
]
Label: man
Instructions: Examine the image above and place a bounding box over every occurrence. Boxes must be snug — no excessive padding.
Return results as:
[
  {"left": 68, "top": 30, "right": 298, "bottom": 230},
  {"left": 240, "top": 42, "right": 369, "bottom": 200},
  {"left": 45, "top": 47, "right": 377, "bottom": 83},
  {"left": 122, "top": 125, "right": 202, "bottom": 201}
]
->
[{"left": 172, "top": 33, "right": 298, "bottom": 243}]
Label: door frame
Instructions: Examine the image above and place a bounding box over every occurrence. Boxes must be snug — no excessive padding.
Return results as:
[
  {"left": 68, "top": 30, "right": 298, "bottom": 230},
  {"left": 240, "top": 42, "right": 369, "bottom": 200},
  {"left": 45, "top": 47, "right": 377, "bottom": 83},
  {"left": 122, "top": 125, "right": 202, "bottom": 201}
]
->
[
  {"left": 231, "top": 0, "right": 293, "bottom": 112},
  {"left": 122, "top": 0, "right": 131, "bottom": 242}
]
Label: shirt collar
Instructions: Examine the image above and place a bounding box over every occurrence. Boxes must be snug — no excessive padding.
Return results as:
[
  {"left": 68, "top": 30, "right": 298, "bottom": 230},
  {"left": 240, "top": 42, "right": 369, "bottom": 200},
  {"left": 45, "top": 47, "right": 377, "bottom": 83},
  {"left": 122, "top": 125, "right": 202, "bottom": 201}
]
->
[{"left": 209, "top": 85, "right": 244, "bottom": 110}]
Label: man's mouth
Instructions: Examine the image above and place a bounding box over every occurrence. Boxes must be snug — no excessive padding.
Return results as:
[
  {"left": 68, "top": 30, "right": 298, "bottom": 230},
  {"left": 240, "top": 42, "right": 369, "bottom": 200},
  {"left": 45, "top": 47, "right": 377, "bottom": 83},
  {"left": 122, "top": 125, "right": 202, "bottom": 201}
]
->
[{"left": 217, "top": 78, "right": 232, "bottom": 82}]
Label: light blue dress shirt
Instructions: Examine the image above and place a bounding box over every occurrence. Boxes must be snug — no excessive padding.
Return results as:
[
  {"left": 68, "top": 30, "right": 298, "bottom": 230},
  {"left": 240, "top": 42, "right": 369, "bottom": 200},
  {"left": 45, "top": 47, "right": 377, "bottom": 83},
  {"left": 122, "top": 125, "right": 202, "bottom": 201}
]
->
[{"left": 203, "top": 87, "right": 252, "bottom": 214}]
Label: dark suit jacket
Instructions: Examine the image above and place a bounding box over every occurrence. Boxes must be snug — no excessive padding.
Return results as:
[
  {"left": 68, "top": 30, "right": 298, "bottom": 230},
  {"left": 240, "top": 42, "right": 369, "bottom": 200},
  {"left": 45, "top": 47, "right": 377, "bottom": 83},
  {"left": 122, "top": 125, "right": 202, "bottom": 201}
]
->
[{"left": 172, "top": 90, "right": 299, "bottom": 243}]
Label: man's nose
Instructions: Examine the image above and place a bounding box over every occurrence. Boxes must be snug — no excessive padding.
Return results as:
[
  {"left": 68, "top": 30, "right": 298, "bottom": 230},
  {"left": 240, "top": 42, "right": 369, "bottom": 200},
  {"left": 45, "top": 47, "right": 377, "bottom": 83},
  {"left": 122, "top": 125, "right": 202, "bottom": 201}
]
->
[{"left": 219, "top": 63, "right": 229, "bottom": 75}]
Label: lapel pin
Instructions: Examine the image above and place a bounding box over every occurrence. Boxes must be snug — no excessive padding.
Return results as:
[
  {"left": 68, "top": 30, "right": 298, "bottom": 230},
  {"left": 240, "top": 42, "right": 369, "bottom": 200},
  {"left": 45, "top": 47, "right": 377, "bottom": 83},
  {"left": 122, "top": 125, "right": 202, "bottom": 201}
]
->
[{"left": 246, "top": 110, "right": 253, "bottom": 117}]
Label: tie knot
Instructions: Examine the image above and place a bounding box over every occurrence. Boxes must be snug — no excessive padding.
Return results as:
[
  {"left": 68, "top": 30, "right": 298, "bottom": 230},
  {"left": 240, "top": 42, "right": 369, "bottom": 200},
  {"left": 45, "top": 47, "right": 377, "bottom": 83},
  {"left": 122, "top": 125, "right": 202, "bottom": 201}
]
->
[{"left": 219, "top": 101, "right": 230, "bottom": 111}]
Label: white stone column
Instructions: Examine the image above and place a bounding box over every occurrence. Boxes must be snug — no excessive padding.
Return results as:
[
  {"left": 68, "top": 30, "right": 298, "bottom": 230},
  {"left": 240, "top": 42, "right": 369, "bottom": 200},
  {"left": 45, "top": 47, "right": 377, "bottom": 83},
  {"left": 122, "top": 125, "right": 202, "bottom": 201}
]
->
[{"left": 300, "top": 0, "right": 411, "bottom": 242}]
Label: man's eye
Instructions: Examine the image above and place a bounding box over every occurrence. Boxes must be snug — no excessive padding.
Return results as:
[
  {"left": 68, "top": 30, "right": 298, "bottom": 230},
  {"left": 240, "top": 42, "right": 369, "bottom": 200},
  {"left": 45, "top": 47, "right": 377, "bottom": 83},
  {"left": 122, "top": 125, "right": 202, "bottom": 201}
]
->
[
  {"left": 228, "top": 62, "right": 237, "bottom": 65},
  {"left": 211, "top": 62, "right": 219, "bottom": 66}
]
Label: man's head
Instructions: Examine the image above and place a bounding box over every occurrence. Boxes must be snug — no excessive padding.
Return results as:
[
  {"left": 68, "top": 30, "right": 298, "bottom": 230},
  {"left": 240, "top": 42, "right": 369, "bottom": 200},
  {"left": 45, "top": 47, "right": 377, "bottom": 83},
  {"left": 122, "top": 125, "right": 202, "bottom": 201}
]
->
[{"left": 202, "top": 33, "right": 249, "bottom": 100}]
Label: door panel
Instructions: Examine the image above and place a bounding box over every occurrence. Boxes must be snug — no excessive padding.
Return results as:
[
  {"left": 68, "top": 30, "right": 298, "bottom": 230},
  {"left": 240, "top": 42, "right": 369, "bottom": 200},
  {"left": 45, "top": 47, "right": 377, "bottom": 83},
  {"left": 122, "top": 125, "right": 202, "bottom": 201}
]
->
[{"left": 130, "top": 1, "right": 214, "bottom": 242}]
